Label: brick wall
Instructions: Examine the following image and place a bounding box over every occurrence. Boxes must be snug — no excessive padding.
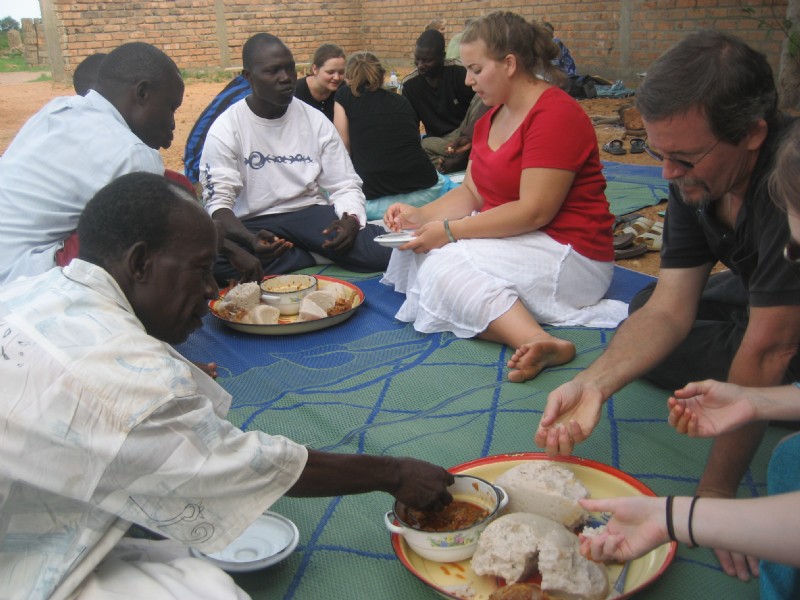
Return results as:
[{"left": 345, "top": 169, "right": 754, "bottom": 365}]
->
[
  {"left": 21, "top": 18, "right": 48, "bottom": 67},
  {"left": 38, "top": 0, "right": 789, "bottom": 84},
  {"left": 361, "top": 0, "right": 789, "bottom": 80}
]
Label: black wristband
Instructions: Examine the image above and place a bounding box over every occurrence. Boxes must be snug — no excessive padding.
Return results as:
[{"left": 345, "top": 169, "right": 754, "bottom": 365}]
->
[
  {"left": 687, "top": 496, "right": 700, "bottom": 548},
  {"left": 665, "top": 496, "right": 677, "bottom": 542}
]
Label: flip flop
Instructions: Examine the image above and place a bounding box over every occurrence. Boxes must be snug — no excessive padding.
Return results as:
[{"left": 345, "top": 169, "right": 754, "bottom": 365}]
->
[
  {"left": 630, "top": 138, "right": 646, "bottom": 154},
  {"left": 602, "top": 139, "right": 627, "bottom": 155},
  {"left": 615, "top": 242, "right": 647, "bottom": 260}
]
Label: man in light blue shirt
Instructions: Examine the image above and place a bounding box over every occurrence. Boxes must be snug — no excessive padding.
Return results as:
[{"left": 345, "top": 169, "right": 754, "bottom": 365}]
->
[{"left": 0, "top": 41, "right": 184, "bottom": 284}]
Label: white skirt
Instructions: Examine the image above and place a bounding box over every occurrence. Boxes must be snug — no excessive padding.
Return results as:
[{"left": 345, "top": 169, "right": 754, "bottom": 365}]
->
[{"left": 381, "top": 231, "right": 627, "bottom": 338}]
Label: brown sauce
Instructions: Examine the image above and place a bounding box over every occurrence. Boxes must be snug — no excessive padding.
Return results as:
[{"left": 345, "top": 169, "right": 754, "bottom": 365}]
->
[{"left": 404, "top": 500, "right": 489, "bottom": 532}]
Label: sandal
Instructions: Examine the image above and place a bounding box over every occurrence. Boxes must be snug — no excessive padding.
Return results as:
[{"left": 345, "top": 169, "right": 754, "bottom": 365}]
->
[
  {"left": 634, "top": 222, "right": 663, "bottom": 251},
  {"left": 602, "top": 139, "right": 627, "bottom": 155},
  {"left": 615, "top": 242, "right": 647, "bottom": 260},
  {"left": 613, "top": 231, "right": 635, "bottom": 249},
  {"left": 614, "top": 212, "right": 643, "bottom": 230},
  {"left": 630, "top": 137, "right": 646, "bottom": 154},
  {"left": 619, "top": 217, "right": 655, "bottom": 237}
]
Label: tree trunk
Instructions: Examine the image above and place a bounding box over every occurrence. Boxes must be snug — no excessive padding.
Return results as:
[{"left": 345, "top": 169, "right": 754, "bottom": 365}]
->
[{"left": 777, "top": 0, "right": 800, "bottom": 111}]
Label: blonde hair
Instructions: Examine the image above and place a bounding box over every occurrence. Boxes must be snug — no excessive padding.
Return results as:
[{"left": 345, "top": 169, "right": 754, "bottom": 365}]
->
[
  {"left": 769, "top": 121, "right": 800, "bottom": 214},
  {"left": 345, "top": 51, "right": 385, "bottom": 96},
  {"left": 461, "top": 11, "right": 561, "bottom": 83}
]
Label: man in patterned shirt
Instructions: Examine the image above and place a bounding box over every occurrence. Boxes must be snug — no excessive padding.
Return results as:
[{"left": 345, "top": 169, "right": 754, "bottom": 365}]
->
[{"left": 0, "top": 172, "right": 453, "bottom": 599}]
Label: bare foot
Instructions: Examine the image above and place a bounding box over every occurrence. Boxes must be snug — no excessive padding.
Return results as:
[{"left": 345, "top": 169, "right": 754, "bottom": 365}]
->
[
  {"left": 507, "top": 336, "right": 576, "bottom": 383},
  {"left": 193, "top": 361, "right": 218, "bottom": 379}
]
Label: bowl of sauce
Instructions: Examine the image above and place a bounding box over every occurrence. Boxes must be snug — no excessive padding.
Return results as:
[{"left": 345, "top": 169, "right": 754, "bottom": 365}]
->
[{"left": 384, "top": 474, "right": 508, "bottom": 562}]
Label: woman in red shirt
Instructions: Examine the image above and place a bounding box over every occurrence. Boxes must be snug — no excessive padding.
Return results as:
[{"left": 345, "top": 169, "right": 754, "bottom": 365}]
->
[{"left": 382, "top": 11, "right": 625, "bottom": 383}]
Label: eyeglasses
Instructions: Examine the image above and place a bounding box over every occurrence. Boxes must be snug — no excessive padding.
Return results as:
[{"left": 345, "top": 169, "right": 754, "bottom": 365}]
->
[
  {"left": 784, "top": 238, "right": 800, "bottom": 265},
  {"left": 644, "top": 139, "right": 722, "bottom": 170}
]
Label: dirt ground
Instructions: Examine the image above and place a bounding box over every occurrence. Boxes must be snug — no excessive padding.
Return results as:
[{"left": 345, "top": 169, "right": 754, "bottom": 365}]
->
[{"left": 0, "top": 76, "right": 665, "bottom": 276}]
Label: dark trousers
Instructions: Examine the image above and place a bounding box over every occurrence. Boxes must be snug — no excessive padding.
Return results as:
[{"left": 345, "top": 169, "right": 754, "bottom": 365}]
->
[
  {"left": 629, "top": 270, "right": 800, "bottom": 390},
  {"left": 213, "top": 204, "right": 392, "bottom": 283}
]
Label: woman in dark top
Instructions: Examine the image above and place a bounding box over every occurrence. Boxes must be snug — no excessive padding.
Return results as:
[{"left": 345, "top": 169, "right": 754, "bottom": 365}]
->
[
  {"left": 334, "top": 52, "right": 448, "bottom": 218},
  {"left": 294, "top": 44, "right": 345, "bottom": 121}
]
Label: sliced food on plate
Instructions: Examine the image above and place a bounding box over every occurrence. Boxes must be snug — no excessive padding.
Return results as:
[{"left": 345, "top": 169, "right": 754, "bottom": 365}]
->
[{"left": 388, "top": 453, "right": 676, "bottom": 600}]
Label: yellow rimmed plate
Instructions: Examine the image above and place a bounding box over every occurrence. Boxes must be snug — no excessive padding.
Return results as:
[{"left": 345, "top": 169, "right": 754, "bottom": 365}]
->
[
  {"left": 210, "top": 275, "right": 364, "bottom": 335},
  {"left": 391, "top": 452, "right": 676, "bottom": 600}
]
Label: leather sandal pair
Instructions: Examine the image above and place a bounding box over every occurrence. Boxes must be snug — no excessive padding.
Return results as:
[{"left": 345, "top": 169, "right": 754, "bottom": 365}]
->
[{"left": 613, "top": 215, "right": 662, "bottom": 259}]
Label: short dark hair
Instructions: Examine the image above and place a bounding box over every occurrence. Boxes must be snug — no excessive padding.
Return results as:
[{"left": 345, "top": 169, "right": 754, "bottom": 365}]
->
[
  {"left": 312, "top": 43, "right": 345, "bottom": 69},
  {"left": 97, "top": 42, "right": 179, "bottom": 91},
  {"left": 242, "top": 33, "right": 287, "bottom": 70},
  {"left": 73, "top": 53, "right": 107, "bottom": 96},
  {"left": 78, "top": 172, "right": 195, "bottom": 268},
  {"left": 636, "top": 30, "right": 777, "bottom": 144},
  {"left": 416, "top": 29, "right": 445, "bottom": 54}
]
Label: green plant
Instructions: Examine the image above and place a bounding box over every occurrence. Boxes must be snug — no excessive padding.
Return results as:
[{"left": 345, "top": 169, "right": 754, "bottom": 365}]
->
[
  {"left": 0, "top": 16, "right": 20, "bottom": 31},
  {"left": 742, "top": 5, "right": 799, "bottom": 58},
  {"left": 0, "top": 52, "right": 29, "bottom": 72}
]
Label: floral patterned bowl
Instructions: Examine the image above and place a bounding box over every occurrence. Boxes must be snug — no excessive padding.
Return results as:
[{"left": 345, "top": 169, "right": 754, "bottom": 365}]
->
[{"left": 384, "top": 474, "right": 508, "bottom": 562}]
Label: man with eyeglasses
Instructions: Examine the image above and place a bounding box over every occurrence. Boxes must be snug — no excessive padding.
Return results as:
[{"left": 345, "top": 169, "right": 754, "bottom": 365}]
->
[{"left": 520, "top": 30, "right": 799, "bottom": 583}]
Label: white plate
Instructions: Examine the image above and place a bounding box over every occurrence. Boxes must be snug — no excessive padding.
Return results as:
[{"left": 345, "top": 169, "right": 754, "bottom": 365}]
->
[
  {"left": 374, "top": 231, "right": 415, "bottom": 248},
  {"left": 190, "top": 511, "right": 299, "bottom": 573}
]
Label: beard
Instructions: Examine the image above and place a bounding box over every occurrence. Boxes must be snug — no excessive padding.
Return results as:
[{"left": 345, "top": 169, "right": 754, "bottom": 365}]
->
[{"left": 675, "top": 176, "right": 714, "bottom": 208}]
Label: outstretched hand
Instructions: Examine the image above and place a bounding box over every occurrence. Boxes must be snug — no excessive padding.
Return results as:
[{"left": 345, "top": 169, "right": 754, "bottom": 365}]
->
[
  {"left": 322, "top": 212, "right": 359, "bottom": 254},
  {"left": 251, "top": 229, "right": 293, "bottom": 259},
  {"left": 667, "top": 380, "right": 758, "bottom": 438},
  {"left": 578, "top": 497, "right": 669, "bottom": 563},
  {"left": 534, "top": 380, "right": 605, "bottom": 457}
]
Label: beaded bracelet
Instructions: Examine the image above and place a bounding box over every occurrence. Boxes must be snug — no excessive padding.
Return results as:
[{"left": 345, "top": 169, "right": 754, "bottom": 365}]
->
[
  {"left": 665, "top": 495, "right": 677, "bottom": 542},
  {"left": 443, "top": 218, "right": 457, "bottom": 243},
  {"left": 687, "top": 496, "right": 700, "bottom": 548}
]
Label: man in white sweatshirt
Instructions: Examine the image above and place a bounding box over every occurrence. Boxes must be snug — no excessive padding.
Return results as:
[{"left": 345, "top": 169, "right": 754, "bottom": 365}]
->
[{"left": 200, "top": 33, "right": 391, "bottom": 283}]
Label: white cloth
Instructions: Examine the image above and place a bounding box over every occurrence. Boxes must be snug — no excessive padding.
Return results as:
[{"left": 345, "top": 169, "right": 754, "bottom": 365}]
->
[
  {"left": 0, "top": 91, "right": 164, "bottom": 284},
  {"left": 381, "top": 231, "right": 627, "bottom": 337},
  {"left": 0, "top": 260, "right": 308, "bottom": 600},
  {"left": 72, "top": 539, "right": 250, "bottom": 600},
  {"left": 200, "top": 97, "right": 367, "bottom": 226}
]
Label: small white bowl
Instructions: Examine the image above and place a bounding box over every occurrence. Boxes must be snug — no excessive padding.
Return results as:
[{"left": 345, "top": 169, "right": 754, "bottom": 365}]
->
[
  {"left": 189, "top": 511, "right": 299, "bottom": 573},
  {"left": 384, "top": 474, "right": 508, "bottom": 562},
  {"left": 260, "top": 274, "right": 318, "bottom": 316}
]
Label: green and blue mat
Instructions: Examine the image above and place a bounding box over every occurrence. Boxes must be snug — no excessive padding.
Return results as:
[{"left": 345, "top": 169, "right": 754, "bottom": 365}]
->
[{"left": 177, "top": 262, "right": 783, "bottom": 600}]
